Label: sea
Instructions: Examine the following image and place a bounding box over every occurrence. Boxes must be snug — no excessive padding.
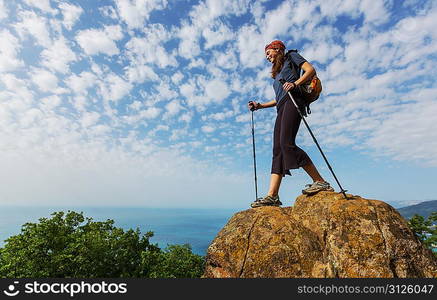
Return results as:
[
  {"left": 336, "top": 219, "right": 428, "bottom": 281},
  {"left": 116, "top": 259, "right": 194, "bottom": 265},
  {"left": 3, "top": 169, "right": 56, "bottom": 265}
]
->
[{"left": 0, "top": 206, "right": 237, "bottom": 256}]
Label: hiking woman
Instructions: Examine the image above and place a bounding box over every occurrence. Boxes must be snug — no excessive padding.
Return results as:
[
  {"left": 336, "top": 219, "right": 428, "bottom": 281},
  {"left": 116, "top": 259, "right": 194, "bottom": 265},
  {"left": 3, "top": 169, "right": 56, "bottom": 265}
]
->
[{"left": 248, "top": 40, "right": 333, "bottom": 208}]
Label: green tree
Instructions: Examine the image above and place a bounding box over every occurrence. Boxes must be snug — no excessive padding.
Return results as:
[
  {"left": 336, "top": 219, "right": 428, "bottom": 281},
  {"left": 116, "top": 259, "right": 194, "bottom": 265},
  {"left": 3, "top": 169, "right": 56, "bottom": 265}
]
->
[
  {"left": 408, "top": 212, "right": 437, "bottom": 254},
  {"left": 0, "top": 211, "right": 205, "bottom": 278},
  {"left": 144, "top": 244, "right": 205, "bottom": 278}
]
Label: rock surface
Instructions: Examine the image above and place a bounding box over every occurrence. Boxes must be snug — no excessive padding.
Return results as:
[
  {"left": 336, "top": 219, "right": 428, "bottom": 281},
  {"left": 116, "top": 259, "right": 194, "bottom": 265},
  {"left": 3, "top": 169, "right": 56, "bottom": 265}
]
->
[{"left": 203, "top": 192, "right": 437, "bottom": 278}]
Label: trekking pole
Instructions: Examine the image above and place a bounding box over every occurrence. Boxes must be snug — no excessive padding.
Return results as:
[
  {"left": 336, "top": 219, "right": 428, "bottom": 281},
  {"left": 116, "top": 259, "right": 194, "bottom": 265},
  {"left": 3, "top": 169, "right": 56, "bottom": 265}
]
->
[
  {"left": 249, "top": 102, "right": 259, "bottom": 202},
  {"left": 279, "top": 80, "right": 349, "bottom": 200}
]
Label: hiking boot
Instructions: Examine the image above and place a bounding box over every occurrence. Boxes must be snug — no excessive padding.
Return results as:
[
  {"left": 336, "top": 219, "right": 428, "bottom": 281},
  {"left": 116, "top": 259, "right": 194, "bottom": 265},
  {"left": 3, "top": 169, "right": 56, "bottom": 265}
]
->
[
  {"left": 302, "top": 181, "right": 334, "bottom": 195},
  {"left": 250, "top": 195, "right": 282, "bottom": 208}
]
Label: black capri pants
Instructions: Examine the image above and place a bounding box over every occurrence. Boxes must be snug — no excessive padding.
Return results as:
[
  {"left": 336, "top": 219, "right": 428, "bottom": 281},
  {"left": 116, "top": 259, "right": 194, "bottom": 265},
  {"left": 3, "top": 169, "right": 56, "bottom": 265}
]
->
[{"left": 271, "top": 92, "right": 312, "bottom": 177}]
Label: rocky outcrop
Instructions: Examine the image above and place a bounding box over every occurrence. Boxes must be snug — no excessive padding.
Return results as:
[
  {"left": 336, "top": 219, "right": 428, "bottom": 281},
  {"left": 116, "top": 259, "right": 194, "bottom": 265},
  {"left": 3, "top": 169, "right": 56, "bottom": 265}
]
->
[{"left": 203, "top": 191, "right": 437, "bottom": 278}]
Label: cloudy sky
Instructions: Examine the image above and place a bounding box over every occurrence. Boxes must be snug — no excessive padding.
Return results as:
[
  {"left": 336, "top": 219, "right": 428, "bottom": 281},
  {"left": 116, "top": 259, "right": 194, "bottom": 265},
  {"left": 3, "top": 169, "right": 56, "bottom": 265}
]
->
[{"left": 0, "top": 0, "right": 436, "bottom": 209}]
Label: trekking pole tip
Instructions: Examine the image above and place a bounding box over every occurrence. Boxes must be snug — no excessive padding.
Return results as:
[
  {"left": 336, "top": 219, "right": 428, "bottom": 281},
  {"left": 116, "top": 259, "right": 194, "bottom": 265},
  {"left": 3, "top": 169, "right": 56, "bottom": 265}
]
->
[{"left": 340, "top": 190, "right": 350, "bottom": 200}]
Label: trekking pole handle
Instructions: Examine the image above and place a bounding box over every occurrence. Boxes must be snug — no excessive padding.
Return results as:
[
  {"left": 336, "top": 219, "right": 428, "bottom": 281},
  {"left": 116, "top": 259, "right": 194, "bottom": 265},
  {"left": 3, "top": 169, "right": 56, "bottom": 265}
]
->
[
  {"left": 279, "top": 79, "right": 298, "bottom": 96},
  {"left": 278, "top": 79, "right": 304, "bottom": 119},
  {"left": 279, "top": 79, "right": 296, "bottom": 91},
  {"left": 248, "top": 100, "right": 257, "bottom": 112}
]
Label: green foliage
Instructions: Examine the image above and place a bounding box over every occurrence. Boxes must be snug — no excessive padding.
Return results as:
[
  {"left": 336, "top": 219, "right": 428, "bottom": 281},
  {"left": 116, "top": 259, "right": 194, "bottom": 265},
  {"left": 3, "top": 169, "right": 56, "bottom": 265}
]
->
[
  {"left": 408, "top": 212, "right": 437, "bottom": 254},
  {"left": 0, "top": 211, "right": 205, "bottom": 278},
  {"left": 143, "top": 244, "right": 205, "bottom": 278}
]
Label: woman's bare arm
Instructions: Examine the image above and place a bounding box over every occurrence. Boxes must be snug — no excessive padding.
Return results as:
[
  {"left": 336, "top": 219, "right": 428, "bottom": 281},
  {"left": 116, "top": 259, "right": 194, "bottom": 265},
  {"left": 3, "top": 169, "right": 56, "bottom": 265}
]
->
[
  {"left": 258, "top": 99, "right": 277, "bottom": 108},
  {"left": 294, "top": 61, "right": 315, "bottom": 86}
]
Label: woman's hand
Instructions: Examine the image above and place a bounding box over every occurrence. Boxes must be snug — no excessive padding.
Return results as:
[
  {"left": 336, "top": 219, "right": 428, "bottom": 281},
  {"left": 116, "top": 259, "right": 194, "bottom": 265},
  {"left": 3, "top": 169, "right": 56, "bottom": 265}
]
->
[
  {"left": 248, "top": 101, "right": 261, "bottom": 111},
  {"left": 282, "top": 81, "right": 296, "bottom": 92}
]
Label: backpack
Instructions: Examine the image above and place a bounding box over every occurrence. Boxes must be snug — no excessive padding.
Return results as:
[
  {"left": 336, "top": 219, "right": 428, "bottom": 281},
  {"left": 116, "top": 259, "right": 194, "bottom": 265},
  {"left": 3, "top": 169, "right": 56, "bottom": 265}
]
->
[{"left": 286, "top": 50, "right": 322, "bottom": 115}]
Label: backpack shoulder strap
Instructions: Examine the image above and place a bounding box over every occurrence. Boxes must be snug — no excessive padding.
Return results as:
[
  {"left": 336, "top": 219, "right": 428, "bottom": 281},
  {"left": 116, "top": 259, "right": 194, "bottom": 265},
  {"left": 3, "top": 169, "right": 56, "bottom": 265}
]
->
[
  {"left": 286, "top": 50, "right": 312, "bottom": 115},
  {"left": 285, "top": 49, "right": 303, "bottom": 77}
]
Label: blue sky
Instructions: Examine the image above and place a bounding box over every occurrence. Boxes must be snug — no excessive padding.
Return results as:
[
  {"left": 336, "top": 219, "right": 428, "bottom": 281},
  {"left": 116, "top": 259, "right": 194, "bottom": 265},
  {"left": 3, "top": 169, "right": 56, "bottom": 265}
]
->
[{"left": 0, "top": 0, "right": 436, "bottom": 209}]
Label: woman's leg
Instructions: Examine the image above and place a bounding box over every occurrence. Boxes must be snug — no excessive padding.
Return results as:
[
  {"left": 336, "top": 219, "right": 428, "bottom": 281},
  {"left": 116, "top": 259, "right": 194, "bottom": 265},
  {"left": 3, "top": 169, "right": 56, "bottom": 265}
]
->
[
  {"left": 302, "top": 162, "right": 326, "bottom": 183},
  {"left": 267, "top": 173, "right": 282, "bottom": 197},
  {"left": 279, "top": 98, "right": 327, "bottom": 183}
]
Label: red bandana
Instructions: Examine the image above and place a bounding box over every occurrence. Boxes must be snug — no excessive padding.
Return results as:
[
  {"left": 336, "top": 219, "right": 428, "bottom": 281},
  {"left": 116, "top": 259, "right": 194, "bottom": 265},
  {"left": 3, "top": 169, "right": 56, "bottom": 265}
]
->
[{"left": 265, "top": 40, "right": 285, "bottom": 52}]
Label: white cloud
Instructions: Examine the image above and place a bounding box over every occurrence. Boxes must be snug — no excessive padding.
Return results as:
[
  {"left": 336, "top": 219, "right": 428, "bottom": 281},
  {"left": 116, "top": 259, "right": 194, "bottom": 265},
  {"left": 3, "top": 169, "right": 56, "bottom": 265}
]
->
[
  {"left": 169, "top": 128, "right": 189, "bottom": 141},
  {"left": 236, "top": 25, "right": 264, "bottom": 69},
  {"left": 179, "top": 75, "right": 232, "bottom": 111},
  {"left": 302, "top": 40, "right": 343, "bottom": 65},
  {"left": 31, "top": 68, "right": 62, "bottom": 93},
  {"left": 201, "top": 125, "right": 215, "bottom": 133},
  {"left": 390, "top": 12, "right": 437, "bottom": 63},
  {"left": 41, "top": 37, "right": 77, "bottom": 73},
  {"left": 237, "top": 0, "right": 391, "bottom": 69},
  {"left": 0, "top": 139, "right": 248, "bottom": 207},
  {"left": 0, "top": 29, "right": 24, "bottom": 72},
  {"left": 235, "top": 113, "right": 250, "bottom": 123},
  {"left": 128, "top": 100, "right": 142, "bottom": 111},
  {"left": 15, "top": 10, "right": 52, "bottom": 47},
  {"left": 0, "top": 0, "right": 8, "bottom": 20},
  {"left": 99, "top": 5, "right": 119, "bottom": 19},
  {"left": 204, "top": 78, "right": 230, "bottom": 102},
  {"left": 318, "top": 0, "right": 361, "bottom": 21},
  {"left": 203, "top": 21, "right": 234, "bottom": 49},
  {"left": 99, "top": 73, "right": 133, "bottom": 102},
  {"left": 76, "top": 25, "right": 123, "bottom": 56},
  {"left": 154, "top": 124, "right": 169, "bottom": 132},
  {"left": 282, "top": 1, "right": 317, "bottom": 31},
  {"left": 359, "top": 0, "right": 391, "bottom": 26},
  {"left": 211, "top": 47, "right": 239, "bottom": 70},
  {"left": 125, "top": 24, "right": 178, "bottom": 69},
  {"left": 20, "top": 107, "right": 44, "bottom": 128},
  {"left": 164, "top": 100, "right": 183, "bottom": 118},
  {"left": 59, "top": 2, "right": 83, "bottom": 30},
  {"left": 189, "top": 0, "right": 249, "bottom": 27},
  {"left": 176, "top": 22, "right": 201, "bottom": 59},
  {"left": 344, "top": 39, "right": 369, "bottom": 66},
  {"left": 24, "top": 0, "right": 57, "bottom": 14},
  {"left": 115, "top": 0, "right": 168, "bottom": 29},
  {"left": 171, "top": 72, "right": 184, "bottom": 84},
  {"left": 154, "top": 81, "right": 178, "bottom": 101},
  {"left": 179, "top": 79, "right": 197, "bottom": 100},
  {"left": 188, "top": 58, "right": 205, "bottom": 69},
  {"left": 0, "top": 73, "right": 33, "bottom": 102},
  {"left": 177, "top": 0, "right": 249, "bottom": 59},
  {"left": 71, "top": 95, "right": 87, "bottom": 112},
  {"left": 179, "top": 112, "right": 193, "bottom": 123},
  {"left": 140, "top": 107, "right": 161, "bottom": 119},
  {"left": 40, "top": 95, "right": 61, "bottom": 111},
  {"left": 81, "top": 111, "right": 100, "bottom": 128},
  {"left": 238, "top": 1, "right": 296, "bottom": 68},
  {"left": 65, "top": 71, "right": 98, "bottom": 95},
  {"left": 366, "top": 101, "right": 437, "bottom": 165},
  {"left": 201, "top": 110, "right": 234, "bottom": 121},
  {"left": 125, "top": 64, "right": 159, "bottom": 83}
]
